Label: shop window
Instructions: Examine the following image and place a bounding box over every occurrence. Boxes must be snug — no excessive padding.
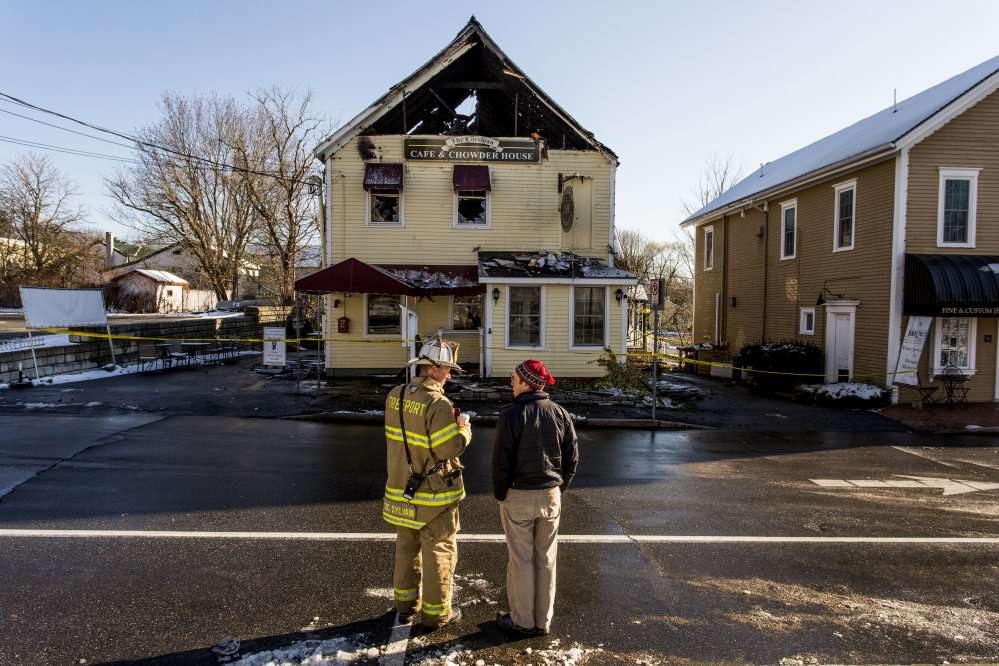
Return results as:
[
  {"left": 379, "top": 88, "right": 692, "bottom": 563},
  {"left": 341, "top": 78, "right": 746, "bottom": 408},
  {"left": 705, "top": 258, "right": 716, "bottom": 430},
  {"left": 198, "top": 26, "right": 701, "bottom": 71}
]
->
[
  {"left": 704, "top": 226, "right": 714, "bottom": 270},
  {"left": 932, "top": 316, "right": 977, "bottom": 375},
  {"left": 833, "top": 180, "right": 855, "bottom": 251},
  {"left": 452, "top": 294, "right": 483, "bottom": 330},
  {"left": 781, "top": 200, "right": 797, "bottom": 260},
  {"left": 572, "top": 286, "right": 606, "bottom": 347},
  {"left": 507, "top": 286, "right": 543, "bottom": 348},
  {"left": 937, "top": 168, "right": 979, "bottom": 247},
  {"left": 799, "top": 307, "right": 815, "bottom": 335},
  {"left": 365, "top": 294, "right": 401, "bottom": 335}
]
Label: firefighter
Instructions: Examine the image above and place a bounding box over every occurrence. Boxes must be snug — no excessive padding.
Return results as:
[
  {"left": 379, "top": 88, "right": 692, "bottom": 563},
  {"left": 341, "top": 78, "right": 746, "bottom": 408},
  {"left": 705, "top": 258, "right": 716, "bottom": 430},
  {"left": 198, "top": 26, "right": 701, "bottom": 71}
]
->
[{"left": 383, "top": 339, "right": 471, "bottom": 630}]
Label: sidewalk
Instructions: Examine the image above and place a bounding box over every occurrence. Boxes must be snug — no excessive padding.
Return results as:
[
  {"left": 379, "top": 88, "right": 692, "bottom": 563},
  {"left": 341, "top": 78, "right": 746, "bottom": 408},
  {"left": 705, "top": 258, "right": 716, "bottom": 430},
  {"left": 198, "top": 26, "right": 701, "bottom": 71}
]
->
[{"left": 878, "top": 400, "right": 999, "bottom": 433}]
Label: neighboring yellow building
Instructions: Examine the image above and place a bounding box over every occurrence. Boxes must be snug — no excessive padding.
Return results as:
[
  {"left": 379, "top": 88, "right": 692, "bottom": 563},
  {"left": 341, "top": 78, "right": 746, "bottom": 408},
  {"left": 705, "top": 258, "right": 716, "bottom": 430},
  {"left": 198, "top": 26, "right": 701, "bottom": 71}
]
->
[
  {"left": 297, "top": 18, "right": 637, "bottom": 377},
  {"left": 682, "top": 55, "right": 999, "bottom": 403}
]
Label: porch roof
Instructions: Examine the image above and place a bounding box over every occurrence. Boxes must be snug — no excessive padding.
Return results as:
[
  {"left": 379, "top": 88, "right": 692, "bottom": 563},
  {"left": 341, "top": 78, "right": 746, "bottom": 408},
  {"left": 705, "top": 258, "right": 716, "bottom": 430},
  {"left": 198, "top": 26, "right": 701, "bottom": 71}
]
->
[{"left": 294, "top": 258, "right": 484, "bottom": 297}]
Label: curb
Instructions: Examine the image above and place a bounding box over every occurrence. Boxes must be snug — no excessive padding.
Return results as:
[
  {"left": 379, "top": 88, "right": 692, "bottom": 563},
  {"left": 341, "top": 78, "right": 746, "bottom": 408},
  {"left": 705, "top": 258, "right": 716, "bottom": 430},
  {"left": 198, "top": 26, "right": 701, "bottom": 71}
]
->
[{"left": 280, "top": 413, "right": 711, "bottom": 430}]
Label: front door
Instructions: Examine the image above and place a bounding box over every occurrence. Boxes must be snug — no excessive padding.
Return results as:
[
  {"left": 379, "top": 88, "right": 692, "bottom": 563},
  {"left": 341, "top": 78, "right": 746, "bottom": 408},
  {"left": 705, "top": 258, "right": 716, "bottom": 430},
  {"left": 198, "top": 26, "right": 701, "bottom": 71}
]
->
[{"left": 824, "top": 301, "right": 858, "bottom": 383}]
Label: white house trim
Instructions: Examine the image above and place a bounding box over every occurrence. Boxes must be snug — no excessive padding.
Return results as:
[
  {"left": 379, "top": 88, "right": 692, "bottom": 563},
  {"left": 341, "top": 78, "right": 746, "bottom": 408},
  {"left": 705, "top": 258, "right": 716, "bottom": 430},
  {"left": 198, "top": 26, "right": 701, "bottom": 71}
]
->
[
  {"left": 824, "top": 300, "right": 860, "bottom": 382},
  {"left": 895, "top": 68, "right": 999, "bottom": 152},
  {"left": 504, "top": 285, "right": 546, "bottom": 351},
  {"left": 886, "top": 148, "right": 910, "bottom": 396},
  {"left": 936, "top": 167, "right": 980, "bottom": 248},
  {"left": 568, "top": 286, "right": 610, "bottom": 351},
  {"left": 832, "top": 179, "right": 857, "bottom": 252}
]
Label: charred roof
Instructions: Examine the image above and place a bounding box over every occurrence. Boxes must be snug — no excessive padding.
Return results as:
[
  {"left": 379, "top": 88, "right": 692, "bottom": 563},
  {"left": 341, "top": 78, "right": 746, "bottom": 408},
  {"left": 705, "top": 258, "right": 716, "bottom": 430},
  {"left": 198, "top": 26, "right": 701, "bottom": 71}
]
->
[{"left": 315, "top": 17, "right": 616, "bottom": 162}]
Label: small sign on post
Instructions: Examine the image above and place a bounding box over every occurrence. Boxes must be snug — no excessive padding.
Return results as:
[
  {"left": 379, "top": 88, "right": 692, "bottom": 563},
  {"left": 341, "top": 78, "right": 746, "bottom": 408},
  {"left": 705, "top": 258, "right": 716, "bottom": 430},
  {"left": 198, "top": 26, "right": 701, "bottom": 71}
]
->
[
  {"left": 263, "top": 327, "right": 287, "bottom": 367},
  {"left": 649, "top": 279, "right": 666, "bottom": 311}
]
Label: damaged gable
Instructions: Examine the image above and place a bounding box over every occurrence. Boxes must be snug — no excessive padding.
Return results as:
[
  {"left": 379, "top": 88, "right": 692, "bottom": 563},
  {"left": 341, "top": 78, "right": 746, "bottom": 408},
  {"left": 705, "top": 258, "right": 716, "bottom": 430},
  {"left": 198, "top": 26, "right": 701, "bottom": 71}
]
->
[{"left": 314, "top": 17, "right": 616, "bottom": 163}]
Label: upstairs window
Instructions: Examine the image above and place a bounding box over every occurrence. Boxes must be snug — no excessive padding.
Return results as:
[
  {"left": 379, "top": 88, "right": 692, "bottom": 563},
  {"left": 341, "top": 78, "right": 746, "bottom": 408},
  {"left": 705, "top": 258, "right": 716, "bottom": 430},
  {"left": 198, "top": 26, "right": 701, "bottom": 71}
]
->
[
  {"left": 453, "top": 165, "right": 491, "bottom": 228},
  {"left": 937, "top": 168, "right": 979, "bottom": 247},
  {"left": 781, "top": 200, "right": 797, "bottom": 260},
  {"left": 833, "top": 180, "right": 855, "bottom": 251},
  {"left": 704, "top": 226, "right": 714, "bottom": 270},
  {"left": 363, "top": 163, "right": 404, "bottom": 227}
]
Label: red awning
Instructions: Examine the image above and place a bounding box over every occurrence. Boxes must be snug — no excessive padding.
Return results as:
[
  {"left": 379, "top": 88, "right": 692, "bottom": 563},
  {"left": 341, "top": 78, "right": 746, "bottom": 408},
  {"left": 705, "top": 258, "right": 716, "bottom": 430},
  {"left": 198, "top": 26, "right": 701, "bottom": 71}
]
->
[
  {"left": 295, "top": 258, "right": 484, "bottom": 297},
  {"left": 363, "top": 163, "right": 404, "bottom": 190},
  {"left": 453, "top": 164, "right": 490, "bottom": 191}
]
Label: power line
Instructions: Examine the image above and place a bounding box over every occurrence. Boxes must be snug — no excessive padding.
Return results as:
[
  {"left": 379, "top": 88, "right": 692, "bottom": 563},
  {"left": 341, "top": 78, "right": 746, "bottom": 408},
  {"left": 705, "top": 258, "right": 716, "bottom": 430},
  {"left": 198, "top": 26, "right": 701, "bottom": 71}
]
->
[
  {"left": 0, "top": 135, "right": 140, "bottom": 163},
  {"left": 0, "top": 92, "right": 313, "bottom": 185}
]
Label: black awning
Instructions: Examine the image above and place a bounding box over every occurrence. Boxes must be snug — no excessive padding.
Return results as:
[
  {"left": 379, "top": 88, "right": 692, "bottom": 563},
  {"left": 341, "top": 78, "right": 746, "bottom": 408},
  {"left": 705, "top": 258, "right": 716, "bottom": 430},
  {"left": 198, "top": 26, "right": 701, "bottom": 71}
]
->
[
  {"left": 904, "top": 254, "right": 999, "bottom": 317},
  {"left": 362, "top": 163, "right": 404, "bottom": 190}
]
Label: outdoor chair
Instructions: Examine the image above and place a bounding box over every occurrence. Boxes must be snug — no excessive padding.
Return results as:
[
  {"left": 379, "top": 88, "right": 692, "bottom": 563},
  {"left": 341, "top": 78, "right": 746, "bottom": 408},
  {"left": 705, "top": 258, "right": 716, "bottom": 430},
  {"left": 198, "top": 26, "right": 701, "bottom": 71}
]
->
[
  {"left": 940, "top": 365, "right": 970, "bottom": 407},
  {"left": 137, "top": 339, "right": 159, "bottom": 372},
  {"left": 915, "top": 372, "right": 939, "bottom": 404},
  {"left": 165, "top": 341, "right": 190, "bottom": 369}
]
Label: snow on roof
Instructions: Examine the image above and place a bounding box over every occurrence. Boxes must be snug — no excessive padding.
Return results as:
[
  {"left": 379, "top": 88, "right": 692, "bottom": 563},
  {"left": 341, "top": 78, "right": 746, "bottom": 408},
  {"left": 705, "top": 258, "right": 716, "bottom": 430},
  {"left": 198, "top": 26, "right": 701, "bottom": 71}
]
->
[
  {"left": 114, "top": 269, "right": 188, "bottom": 285},
  {"left": 684, "top": 54, "right": 999, "bottom": 224}
]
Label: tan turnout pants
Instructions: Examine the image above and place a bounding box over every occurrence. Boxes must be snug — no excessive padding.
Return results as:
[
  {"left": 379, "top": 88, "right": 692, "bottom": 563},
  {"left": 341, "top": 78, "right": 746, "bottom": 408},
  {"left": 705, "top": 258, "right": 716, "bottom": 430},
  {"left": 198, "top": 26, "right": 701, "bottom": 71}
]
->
[
  {"left": 393, "top": 503, "right": 459, "bottom": 626},
  {"left": 499, "top": 487, "right": 561, "bottom": 632}
]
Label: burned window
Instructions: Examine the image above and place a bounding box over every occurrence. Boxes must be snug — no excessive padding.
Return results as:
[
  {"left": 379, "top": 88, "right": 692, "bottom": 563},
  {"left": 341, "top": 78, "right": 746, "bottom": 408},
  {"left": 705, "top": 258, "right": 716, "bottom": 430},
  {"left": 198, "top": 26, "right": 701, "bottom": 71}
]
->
[
  {"left": 366, "top": 294, "right": 401, "bottom": 335},
  {"left": 368, "top": 189, "right": 402, "bottom": 226},
  {"left": 453, "top": 294, "right": 483, "bottom": 330},
  {"left": 455, "top": 190, "right": 489, "bottom": 226}
]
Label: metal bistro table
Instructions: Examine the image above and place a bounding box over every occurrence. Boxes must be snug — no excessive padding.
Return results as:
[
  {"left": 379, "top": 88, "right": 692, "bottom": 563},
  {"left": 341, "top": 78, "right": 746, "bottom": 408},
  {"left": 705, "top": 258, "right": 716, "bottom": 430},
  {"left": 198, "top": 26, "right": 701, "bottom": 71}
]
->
[
  {"left": 939, "top": 366, "right": 970, "bottom": 406},
  {"left": 181, "top": 342, "right": 212, "bottom": 366}
]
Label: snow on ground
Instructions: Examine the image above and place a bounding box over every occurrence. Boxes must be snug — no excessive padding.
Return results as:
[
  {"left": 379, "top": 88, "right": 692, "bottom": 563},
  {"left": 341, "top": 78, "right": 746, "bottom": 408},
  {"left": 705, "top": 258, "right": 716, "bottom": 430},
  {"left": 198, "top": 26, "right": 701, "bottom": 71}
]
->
[{"left": 797, "top": 382, "right": 885, "bottom": 400}]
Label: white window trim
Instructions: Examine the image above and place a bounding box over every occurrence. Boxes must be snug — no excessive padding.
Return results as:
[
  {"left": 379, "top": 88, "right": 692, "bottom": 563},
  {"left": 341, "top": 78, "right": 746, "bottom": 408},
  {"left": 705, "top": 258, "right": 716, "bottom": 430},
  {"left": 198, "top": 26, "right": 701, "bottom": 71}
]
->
[
  {"left": 362, "top": 293, "right": 402, "bottom": 339},
  {"left": 365, "top": 188, "right": 404, "bottom": 227},
  {"left": 453, "top": 188, "right": 491, "bottom": 229},
  {"left": 569, "top": 286, "right": 610, "bottom": 350},
  {"left": 936, "top": 168, "right": 979, "bottom": 248},
  {"left": 799, "top": 307, "right": 815, "bottom": 335},
  {"left": 505, "top": 284, "right": 545, "bottom": 350},
  {"left": 703, "top": 225, "right": 714, "bottom": 271},
  {"left": 780, "top": 199, "right": 797, "bottom": 260},
  {"left": 832, "top": 180, "right": 856, "bottom": 252},
  {"left": 930, "top": 316, "right": 977, "bottom": 378}
]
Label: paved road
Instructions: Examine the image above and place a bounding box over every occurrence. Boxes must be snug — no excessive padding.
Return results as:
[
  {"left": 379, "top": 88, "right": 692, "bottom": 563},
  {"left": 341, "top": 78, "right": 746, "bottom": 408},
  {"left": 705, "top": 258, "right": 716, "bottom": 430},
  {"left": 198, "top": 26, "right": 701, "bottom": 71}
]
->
[{"left": 0, "top": 414, "right": 997, "bottom": 665}]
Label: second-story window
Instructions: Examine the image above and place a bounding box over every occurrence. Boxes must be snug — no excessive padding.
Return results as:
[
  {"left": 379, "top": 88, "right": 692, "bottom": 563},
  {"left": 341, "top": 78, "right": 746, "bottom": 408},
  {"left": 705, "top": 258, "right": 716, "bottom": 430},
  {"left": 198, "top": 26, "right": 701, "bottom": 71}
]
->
[
  {"left": 363, "top": 163, "right": 404, "bottom": 227},
  {"left": 781, "top": 199, "right": 797, "bottom": 260},
  {"left": 937, "top": 168, "right": 979, "bottom": 247},
  {"left": 453, "top": 165, "right": 491, "bottom": 228},
  {"left": 834, "top": 180, "right": 856, "bottom": 251},
  {"left": 704, "top": 226, "right": 714, "bottom": 270}
]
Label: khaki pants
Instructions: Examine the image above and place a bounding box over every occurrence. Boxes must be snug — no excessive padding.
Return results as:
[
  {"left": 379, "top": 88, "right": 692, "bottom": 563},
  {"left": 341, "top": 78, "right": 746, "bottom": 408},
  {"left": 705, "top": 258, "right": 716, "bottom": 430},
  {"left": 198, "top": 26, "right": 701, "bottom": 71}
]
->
[
  {"left": 393, "top": 503, "right": 459, "bottom": 626},
  {"left": 499, "top": 487, "right": 561, "bottom": 632}
]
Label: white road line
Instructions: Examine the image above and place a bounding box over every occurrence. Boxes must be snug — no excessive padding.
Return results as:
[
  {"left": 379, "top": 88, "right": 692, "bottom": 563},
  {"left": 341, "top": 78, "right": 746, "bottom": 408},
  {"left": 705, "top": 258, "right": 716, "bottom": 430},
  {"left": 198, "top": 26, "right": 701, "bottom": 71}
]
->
[
  {"left": 379, "top": 614, "right": 411, "bottom": 666},
  {"left": 0, "top": 529, "right": 997, "bottom": 544}
]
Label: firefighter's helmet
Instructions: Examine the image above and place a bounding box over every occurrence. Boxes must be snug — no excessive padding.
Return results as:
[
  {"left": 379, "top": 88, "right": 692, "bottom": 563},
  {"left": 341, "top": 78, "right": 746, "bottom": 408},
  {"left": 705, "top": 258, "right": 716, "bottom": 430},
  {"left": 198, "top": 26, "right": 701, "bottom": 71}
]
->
[{"left": 407, "top": 339, "right": 462, "bottom": 372}]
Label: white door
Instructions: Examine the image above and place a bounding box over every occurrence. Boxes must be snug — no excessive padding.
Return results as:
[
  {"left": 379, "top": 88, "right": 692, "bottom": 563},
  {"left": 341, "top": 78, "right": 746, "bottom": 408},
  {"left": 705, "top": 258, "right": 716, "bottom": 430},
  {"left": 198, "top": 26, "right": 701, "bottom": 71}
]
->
[
  {"left": 399, "top": 305, "right": 419, "bottom": 379},
  {"left": 824, "top": 302, "right": 858, "bottom": 383}
]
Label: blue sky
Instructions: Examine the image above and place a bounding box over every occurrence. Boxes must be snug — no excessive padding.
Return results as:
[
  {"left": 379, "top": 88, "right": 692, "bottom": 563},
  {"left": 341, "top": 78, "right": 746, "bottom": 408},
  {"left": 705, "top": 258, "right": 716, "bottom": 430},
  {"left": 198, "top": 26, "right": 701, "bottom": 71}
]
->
[{"left": 2, "top": 0, "right": 999, "bottom": 244}]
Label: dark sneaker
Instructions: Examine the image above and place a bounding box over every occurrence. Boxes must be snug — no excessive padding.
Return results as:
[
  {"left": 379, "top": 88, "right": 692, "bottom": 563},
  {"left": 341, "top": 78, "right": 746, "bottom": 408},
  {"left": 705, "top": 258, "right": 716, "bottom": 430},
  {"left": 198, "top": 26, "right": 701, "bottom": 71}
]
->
[
  {"left": 397, "top": 611, "right": 417, "bottom": 625},
  {"left": 420, "top": 606, "right": 461, "bottom": 632},
  {"left": 532, "top": 627, "right": 549, "bottom": 636},
  {"left": 496, "top": 611, "right": 535, "bottom": 635}
]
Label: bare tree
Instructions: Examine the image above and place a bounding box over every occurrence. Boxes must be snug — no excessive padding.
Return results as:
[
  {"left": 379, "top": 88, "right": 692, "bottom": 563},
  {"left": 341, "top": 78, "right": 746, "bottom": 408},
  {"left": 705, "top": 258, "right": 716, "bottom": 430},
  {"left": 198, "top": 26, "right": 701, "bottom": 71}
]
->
[
  {"left": 105, "top": 92, "right": 261, "bottom": 300},
  {"left": 232, "top": 85, "right": 329, "bottom": 305},
  {"left": 675, "top": 152, "right": 746, "bottom": 280},
  {"left": 0, "top": 152, "right": 94, "bottom": 285}
]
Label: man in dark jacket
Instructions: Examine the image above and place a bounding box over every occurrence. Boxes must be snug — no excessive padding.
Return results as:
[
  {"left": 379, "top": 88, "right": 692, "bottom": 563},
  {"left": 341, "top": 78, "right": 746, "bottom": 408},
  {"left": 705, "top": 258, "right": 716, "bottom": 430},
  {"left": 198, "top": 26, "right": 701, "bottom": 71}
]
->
[{"left": 492, "top": 359, "right": 578, "bottom": 636}]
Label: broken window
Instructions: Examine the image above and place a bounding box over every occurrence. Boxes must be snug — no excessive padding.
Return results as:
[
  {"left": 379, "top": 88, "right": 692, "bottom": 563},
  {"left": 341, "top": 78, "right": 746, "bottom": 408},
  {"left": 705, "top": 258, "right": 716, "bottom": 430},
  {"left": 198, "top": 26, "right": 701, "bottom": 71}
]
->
[
  {"left": 455, "top": 190, "right": 488, "bottom": 226},
  {"left": 366, "top": 294, "right": 401, "bottom": 335},
  {"left": 453, "top": 294, "right": 483, "bottom": 330},
  {"left": 369, "top": 189, "right": 402, "bottom": 225}
]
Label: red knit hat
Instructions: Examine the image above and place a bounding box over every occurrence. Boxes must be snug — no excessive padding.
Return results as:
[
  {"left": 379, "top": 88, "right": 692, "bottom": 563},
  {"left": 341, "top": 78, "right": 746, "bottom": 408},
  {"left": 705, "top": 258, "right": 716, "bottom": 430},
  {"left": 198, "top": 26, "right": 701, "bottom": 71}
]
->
[{"left": 515, "top": 359, "right": 555, "bottom": 390}]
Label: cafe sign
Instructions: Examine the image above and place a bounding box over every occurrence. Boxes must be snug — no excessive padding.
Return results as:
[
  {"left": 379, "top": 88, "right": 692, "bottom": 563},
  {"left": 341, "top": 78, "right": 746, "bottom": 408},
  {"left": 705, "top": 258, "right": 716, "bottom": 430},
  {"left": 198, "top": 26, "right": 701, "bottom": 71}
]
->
[{"left": 404, "top": 136, "right": 540, "bottom": 163}]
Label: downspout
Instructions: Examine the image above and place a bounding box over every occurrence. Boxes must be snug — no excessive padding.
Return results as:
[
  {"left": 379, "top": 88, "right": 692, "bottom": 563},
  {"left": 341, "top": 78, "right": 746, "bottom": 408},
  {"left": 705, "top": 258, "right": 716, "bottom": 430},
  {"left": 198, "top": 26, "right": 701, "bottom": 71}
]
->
[
  {"left": 722, "top": 214, "right": 729, "bottom": 346},
  {"left": 761, "top": 204, "right": 769, "bottom": 340}
]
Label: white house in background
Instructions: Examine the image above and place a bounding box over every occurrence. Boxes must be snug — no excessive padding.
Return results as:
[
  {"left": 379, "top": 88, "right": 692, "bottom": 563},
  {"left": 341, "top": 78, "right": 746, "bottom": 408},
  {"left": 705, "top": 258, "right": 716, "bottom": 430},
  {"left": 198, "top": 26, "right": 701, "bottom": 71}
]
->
[
  {"left": 109, "top": 269, "right": 217, "bottom": 313},
  {"left": 107, "top": 244, "right": 261, "bottom": 298}
]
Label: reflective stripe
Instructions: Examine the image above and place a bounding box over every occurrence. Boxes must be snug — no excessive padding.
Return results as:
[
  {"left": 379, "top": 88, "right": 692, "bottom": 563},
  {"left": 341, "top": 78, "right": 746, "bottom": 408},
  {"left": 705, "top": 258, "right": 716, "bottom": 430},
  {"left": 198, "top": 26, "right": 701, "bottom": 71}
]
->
[
  {"left": 394, "top": 587, "right": 419, "bottom": 600},
  {"left": 384, "top": 425, "right": 431, "bottom": 448},
  {"left": 382, "top": 512, "right": 425, "bottom": 529},
  {"left": 430, "top": 423, "right": 459, "bottom": 447},
  {"left": 385, "top": 486, "right": 465, "bottom": 506},
  {"left": 421, "top": 600, "right": 451, "bottom": 615}
]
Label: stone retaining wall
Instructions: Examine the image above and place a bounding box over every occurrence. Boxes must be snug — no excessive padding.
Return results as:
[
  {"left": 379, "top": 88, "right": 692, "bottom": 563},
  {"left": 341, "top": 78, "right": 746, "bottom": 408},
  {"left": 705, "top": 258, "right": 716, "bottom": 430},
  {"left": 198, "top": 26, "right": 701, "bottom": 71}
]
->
[{"left": 0, "top": 307, "right": 291, "bottom": 383}]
